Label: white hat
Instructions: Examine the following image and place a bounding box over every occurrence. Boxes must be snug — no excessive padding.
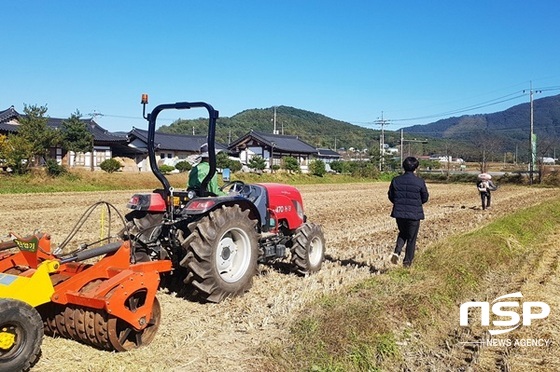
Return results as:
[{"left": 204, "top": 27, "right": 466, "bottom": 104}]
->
[
  {"left": 478, "top": 173, "right": 492, "bottom": 180},
  {"left": 200, "top": 143, "right": 209, "bottom": 158}
]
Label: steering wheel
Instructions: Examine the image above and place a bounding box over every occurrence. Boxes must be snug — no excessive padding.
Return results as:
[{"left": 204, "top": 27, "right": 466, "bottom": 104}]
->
[{"left": 220, "top": 180, "right": 246, "bottom": 193}]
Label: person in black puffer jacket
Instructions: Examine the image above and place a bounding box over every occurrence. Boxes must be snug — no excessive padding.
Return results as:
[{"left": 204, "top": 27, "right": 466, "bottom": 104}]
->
[{"left": 388, "top": 157, "right": 429, "bottom": 267}]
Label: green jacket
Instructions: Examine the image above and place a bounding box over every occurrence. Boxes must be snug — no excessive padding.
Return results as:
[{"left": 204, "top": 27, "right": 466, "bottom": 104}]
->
[{"left": 187, "top": 161, "right": 226, "bottom": 196}]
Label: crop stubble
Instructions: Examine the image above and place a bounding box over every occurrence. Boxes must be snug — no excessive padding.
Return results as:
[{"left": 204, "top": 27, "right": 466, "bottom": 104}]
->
[{"left": 0, "top": 183, "right": 557, "bottom": 371}]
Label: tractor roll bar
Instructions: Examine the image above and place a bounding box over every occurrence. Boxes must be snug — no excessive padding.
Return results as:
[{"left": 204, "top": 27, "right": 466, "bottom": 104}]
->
[{"left": 144, "top": 99, "right": 219, "bottom": 199}]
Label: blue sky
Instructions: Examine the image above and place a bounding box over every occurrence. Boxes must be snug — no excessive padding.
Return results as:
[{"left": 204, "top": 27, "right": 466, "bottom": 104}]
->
[{"left": 3, "top": 1, "right": 560, "bottom": 133}]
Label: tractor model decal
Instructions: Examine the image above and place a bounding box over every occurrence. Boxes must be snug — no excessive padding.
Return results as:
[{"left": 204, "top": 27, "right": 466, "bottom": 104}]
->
[{"left": 275, "top": 205, "right": 292, "bottom": 213}]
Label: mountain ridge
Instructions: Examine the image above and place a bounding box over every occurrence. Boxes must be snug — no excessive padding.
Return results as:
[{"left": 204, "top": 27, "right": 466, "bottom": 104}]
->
[
  {"left": 403, "top": 94, "right": 560, "bottom": 140},
  {"left": 159, "top": 94, "right": 560, "bottom": 159}
]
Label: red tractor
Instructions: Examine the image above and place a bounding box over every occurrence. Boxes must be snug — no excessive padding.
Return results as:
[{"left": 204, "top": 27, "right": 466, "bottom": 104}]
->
[{"left": 123, "top": 96, "right": 325, "bottom": 302}]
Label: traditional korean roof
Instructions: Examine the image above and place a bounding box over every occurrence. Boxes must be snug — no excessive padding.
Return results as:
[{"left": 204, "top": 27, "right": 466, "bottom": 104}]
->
[
  {"left": 0, "top": 122, "right": 19, "bottom": 134},
  {"left": 0, "top": 106, "right": 19, "bottom": 123},
  {"left": 48, "top": 118, "right": 126, "bottom": 142},
  {"left": 228, "top": 130, "right": 318, "bottom": 154},
  {"left": 128, "top": 128, "right": 228, "bottom": 152},
  {"left": 0, "top": 106, "right": 126, "bottom": 142},
  {"left": 316, "top": 148, "right": 341, "bottom": 158}
]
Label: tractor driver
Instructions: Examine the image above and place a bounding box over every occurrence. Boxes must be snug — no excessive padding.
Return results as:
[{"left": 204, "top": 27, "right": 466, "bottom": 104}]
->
[{"left": 187, "top": 143, "right": 226, "bottom": 196}]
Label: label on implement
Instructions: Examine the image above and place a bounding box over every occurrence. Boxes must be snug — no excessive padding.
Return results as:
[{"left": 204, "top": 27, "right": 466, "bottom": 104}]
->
[
  {"left": 0, "top": 273, "right": 17, "bottom": 286},
  {"left": 13, "top": 236, "right": 39, "bottom": 252}
]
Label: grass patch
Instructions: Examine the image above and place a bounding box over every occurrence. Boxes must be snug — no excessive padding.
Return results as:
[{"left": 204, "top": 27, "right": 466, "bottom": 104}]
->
[
  {"left": 0, "top": 169, "right": 384, "bottom": 194},
  {"left": 0, "top": 169, "right": 170, "bottom": 193},
  {"left": 2, "top": 167, "right": 554, "bottom": 194},
  {"left": 260, "top": 198, "right": 560, "bottom": 371}
]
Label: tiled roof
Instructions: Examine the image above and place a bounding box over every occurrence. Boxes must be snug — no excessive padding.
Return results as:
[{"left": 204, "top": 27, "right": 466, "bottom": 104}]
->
[
  {"left": 0, "top": 123, "right": 19, "bottom": 133},
  {"left": 316, "top": 148, "right": 341, "bottom": 158},
  {"left": 229, "top": 130, "right": 318, "bottom": 154},
  {"left": 129, "top": 128, "right": 228, "bottom": 152},
  {"left": 0, "top": 106, "right": 20, "bottom": 123},
  {"left": 48, "top": 118, "right": 126, "bottom": 142},
  {"left": 0, "top": 107, "right": 126, "bottom": 142}
]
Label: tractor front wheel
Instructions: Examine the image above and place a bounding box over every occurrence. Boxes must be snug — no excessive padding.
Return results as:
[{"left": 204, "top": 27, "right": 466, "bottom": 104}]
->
[
  {"left": 181, "top": 205, "right": 259, "bottom": 303},
  {"left": 291, "top": 223, "right": 326, "bottom": 275},
  {"left": 0, "top": 298, "right": 43, "bottom": 372}
]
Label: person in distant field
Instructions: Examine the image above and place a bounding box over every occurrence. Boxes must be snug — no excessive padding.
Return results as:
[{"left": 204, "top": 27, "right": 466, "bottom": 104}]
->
[
  {"left": 388, "top": 157, "right": 429, "bottom": 267},
  {"left": 477, "top": 175, "right": 497, "bottom": 210},
  {"left": 187, "top": 143, "right": 226, "bottom": 196}
]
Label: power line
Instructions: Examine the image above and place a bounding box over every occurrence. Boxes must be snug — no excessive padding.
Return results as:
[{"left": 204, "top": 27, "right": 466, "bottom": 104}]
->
[
  {"left": 94, "top": 113, "right": 175, "bottom": 122},
  {"left": 391, "top": 92, "right": 526, "bottom": 122},
  {"left": 351, "top": 86, "right": 560, "bottom": 126},
  {"left": 391, "top": 121, "right": 560, "bottom": 138}
]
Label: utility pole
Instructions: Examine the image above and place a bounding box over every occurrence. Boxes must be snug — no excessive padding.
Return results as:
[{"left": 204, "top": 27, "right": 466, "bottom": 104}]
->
[
  {"left": 270, "top": 142, "right": 276, "bottom": 173},
  {"left": 374, "top": 111, "right": 390, "bottom": 171},
  {"left": 272, "top": 106, "right": 278, "bottom": 134},
  {"left": 530, "top": 81, "right": 535, "bottom": 185},
  {"left": 400, "top": 129, "right": 404, "bottom": 166},
  {"left": 88, "top": 111, "right": 103, "bottom": 171},
  {"left": 524, "top": 81, "right": 541, "bottom": 185},
  {"left": 400, "top": 130, "right": 428, "bottom": 171}
]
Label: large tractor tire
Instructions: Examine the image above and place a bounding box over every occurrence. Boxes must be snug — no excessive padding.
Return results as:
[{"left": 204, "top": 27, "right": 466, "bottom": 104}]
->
[
  {"left": 180, "top": 204, "right": 259, "bottom": 303},
  {"left": 0, "top": 299, "right": 43, "bottom": 372},
  {"left": 291, "top": 223, "right": 326, "bottom": 275}
]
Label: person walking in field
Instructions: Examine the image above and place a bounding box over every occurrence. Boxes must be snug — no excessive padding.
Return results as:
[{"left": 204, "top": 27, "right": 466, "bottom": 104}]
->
[
  {"left": 388, "top": 157, "right": 429, "bottom": 267},
  {"left": 477, "top": 173, "right": 497, "bottom": 210}
]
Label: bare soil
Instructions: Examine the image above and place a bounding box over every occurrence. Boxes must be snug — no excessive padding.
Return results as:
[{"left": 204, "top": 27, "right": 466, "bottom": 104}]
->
[{"left": 0, "top": 183, "right": 558, "bottom": 371}]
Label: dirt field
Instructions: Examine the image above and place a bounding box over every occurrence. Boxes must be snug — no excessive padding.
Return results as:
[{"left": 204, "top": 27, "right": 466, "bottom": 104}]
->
[{"left": 1, "top": 182, "right": 558, "bottom": 371}]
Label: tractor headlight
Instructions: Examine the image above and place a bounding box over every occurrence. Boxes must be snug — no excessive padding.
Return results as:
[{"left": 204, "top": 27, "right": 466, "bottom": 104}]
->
[{"left": 294, "top": 200, "right": 304, "bottom": 221}]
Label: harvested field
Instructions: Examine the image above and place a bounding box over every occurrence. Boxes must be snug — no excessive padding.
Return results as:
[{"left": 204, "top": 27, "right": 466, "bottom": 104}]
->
[{"left": 0, "top": 182, "right": 558, "bottom": 371}]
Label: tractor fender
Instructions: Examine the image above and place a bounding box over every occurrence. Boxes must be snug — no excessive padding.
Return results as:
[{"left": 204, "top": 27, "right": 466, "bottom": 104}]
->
[{"left": 183, "top": 195, "right": 262, "bottom": 229}]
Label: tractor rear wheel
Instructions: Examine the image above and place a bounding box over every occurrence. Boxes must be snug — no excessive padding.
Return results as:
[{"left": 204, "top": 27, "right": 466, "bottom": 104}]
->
[
  {"left": 0, "top": 298, "right": 43, "bottom": 372},
  {"left": 180, "top": 205, "right": 258, "bottom": 303},
  {"left": 291, "top": 223, "right": 325, "bottom": 275}
]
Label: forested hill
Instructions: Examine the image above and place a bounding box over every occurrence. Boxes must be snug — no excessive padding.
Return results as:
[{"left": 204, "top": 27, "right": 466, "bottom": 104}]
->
[
  {"left": 403, "top": 94, "right": 560, "bottom": 144},
  {"left": 157, "top": 106, "right": 384, "bottom": 150},
  {"left": 157, "top": 94, "right": 560, "bottom": 155}
]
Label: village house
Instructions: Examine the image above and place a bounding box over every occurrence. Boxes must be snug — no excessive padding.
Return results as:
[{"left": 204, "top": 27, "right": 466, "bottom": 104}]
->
[
  {"left": 315, "top": 148, "right": 341, "bottom": 164},
  {"left": 2, "top": 106, "right": 341, "bottom": 173},
  {"left": 227, "top": 130, "right": 319, "bottom": 172},
  {"left": 126, "top": 128, "right": 228, "bottom": 172},
  {"left": 0, "top": 106, "right": 130, "bottom": 169}
]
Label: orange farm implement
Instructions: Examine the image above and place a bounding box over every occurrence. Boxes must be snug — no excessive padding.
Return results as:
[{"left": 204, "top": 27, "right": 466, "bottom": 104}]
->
[{"left": 0, "top": 217, "right": 171, "bottom": 370}]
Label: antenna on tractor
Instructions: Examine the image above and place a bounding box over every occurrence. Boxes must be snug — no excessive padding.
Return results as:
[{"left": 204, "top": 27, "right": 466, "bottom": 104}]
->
[{"left": 141, "top": 93, "right": 149, "bottom": 120}]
